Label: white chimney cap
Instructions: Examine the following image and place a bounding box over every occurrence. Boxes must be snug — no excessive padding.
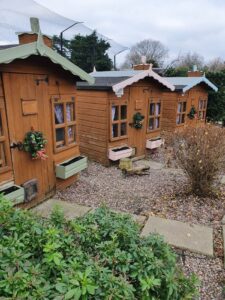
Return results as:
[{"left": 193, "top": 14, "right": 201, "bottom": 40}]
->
[{"left": 141, "top": 56, "right": 147, "bottom": 64}]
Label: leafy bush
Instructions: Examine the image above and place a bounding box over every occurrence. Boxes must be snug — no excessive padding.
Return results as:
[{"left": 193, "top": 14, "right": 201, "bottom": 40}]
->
[
  {"left": 0, "top": 197, "right": 198, "bottom": 299},
  {"left": 173, "top": 124, "right": 225, "bottom": 196}
]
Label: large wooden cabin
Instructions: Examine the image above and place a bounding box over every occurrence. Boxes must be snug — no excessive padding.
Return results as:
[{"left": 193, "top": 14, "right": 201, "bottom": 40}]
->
[
  {"left": 0, "top": 18, "right": 94, "bottom": 208},
  {"left": 77, "top": 64, "right": 217, "bottom": 166}
]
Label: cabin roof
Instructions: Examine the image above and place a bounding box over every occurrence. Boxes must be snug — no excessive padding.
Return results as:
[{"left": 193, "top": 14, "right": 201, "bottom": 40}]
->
[
  {"left": 77, "top": 67, "right": 175, "bottom": 97},
  {"left": 165, "top": 77, "right": 218, "bottom": 92},
  {"left": 0, "top": 34, "right": 94, "bottom": 85}
]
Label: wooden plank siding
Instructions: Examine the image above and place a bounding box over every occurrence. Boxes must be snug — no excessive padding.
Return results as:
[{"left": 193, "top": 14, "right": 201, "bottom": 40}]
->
[
  {"left": 0, "top": 56, "right": 83, "bottom": 206},
  {"left": 77, "top": 90, "right": 109, "bottom": 165},
  {"left": 161, "top": 83, "right": 209, "bottom": 138}
]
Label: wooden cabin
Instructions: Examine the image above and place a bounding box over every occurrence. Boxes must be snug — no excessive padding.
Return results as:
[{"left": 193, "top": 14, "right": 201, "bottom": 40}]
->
[
  {"left": 77, "top": 64, "right": 217, "bottom": 166},
  {"left": 162, "top": 71, "right": 218, "bottom": 133},
  {"left": 77, "top": 65, "right": 175, "bottom": 165},
  {"left": 0, "top": 18, "right": 94, "bottom": 208}
]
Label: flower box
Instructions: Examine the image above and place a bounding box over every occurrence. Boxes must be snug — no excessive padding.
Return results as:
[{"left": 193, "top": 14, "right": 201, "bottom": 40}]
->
[
  {"left": 0, "top": 185, "right": 25, "bottom": 205},
  {"left": 56, "top": 155, "right": 88, "bottom": 179},
  {"left": 108, "top": 146, "right": 133, "bottom": 161},
  {"left": 146, "top": 137, "right": 164, "bottom": 149}
]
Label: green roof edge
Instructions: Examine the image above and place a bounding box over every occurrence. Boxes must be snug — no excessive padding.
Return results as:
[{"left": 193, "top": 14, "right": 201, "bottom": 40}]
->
[{"left": 0, "top": 35, "right": 95, "bottom": 85}]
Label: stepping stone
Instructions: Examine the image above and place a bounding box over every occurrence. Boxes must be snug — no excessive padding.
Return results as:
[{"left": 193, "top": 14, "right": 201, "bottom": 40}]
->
[
  {"left": 89, "top": 208, "right": 146, "bottom": 226},
  {"left": 146, "top": 160, "right": 164, "bottom": 170},
  {"left": 32, "top": 198, "right": 91, "bottom": 220},
  {"left": 141, "top": 216, "right": 213, "bottom": 256}
]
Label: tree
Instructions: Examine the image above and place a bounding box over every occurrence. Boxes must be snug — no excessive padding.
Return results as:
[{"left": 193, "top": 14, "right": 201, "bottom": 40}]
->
[
  {"left": 53, "top": 31, "right": 113, "bottom": 73},
  {"left": 121, "top": 39, "right": 169, "bottom": 69},
  {"left": 174, "top": 52, "right": 204, "bottom": 70},
  {"left": 206, "top": 57, "right": 225, "bottom": 72},
  {"left": 164, "top": 66, "right": 189, "bottom": 77},
  {"left": 206, "top": 70, "right": 225, "bottom": 124}
]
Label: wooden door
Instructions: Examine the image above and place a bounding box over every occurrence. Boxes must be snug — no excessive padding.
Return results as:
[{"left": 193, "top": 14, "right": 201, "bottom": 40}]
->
[
  {"left": 3, "top": 73, "right": 55, "bottom": 202},
  {"left": 128, "top": 86, "right": 147, "bottom": 156}
]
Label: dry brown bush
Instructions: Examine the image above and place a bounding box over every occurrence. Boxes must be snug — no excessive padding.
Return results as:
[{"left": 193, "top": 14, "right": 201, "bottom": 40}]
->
[{"left": 173, "top": 124, "right": 225, "bottom": 196}]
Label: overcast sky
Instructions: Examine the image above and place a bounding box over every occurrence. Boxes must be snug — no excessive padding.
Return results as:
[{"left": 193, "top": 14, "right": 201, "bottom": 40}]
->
[{"left": 36, "top": 0, "right": 225, "bottom": 64}]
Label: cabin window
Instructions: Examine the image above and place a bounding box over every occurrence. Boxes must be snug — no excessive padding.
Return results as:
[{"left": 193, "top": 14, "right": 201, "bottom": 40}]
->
[
  {"left": 0, "top": 100, "right": 11, "bottom": 171},
  {"left": 198, "top": 99, "right": 207, "bottom": 120},
  {"left": 176, "top": 101, "right": 186, "bottom": 125},
  {"left": 52, "top": 97, "right": 76, "bottom": 151},
  {"left": 148, "top": 100, "right": 161, "bottom": 131},
  {"left": 111, "top": 103, "right": 128, "bottom": 140}
]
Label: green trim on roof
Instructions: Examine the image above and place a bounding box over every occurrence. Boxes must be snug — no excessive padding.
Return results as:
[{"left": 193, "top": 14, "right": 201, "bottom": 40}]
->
[{"left": 0, "top": 32, "right": 94, "bottom": 85}]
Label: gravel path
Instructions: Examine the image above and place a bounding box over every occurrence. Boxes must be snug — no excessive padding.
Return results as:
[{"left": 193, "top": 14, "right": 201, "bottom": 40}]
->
[{"left": 56, "top": 161, "right": 225, "bottom": 300}]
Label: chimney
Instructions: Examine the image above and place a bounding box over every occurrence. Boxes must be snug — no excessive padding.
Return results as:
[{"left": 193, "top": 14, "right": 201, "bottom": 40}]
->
[
  {"left": 17, "top": 17, "right": 53, "bottom": 48},
  {"left": 133, "top": 56, "right": 151, "bottom": 70},
  {"left": 188, "top": 65, "right": 203, "bottom": 77}
]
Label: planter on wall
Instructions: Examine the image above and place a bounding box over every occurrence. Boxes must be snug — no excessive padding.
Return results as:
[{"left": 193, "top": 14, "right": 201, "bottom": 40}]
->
[
  {"left": 108, "top": 146, "right": 133, "bottom": 161},
  {"left": 146, "top": 137, "right": 164, "bottom": 149},
  {"left": 0, "top": 185, "right": 25, "bottom": 205},
  {"left": 56, "top": 156, "right": 88, "bottom": 179}
]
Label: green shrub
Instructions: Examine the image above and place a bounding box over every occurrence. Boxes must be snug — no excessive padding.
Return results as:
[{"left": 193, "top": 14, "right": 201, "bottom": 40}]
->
[{"left": 0, "top": 197, "right": 198, "bottom": 299}]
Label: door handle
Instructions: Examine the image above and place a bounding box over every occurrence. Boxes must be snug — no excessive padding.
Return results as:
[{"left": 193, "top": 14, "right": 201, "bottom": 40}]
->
[{"left": 10, "top": 142, "right": 23, "bottom": 150}]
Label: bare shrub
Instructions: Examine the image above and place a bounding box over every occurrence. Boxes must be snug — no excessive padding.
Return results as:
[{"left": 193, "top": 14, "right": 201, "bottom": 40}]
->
[{"left": 173, "top": 124, "right": 225, "bottom": 196}]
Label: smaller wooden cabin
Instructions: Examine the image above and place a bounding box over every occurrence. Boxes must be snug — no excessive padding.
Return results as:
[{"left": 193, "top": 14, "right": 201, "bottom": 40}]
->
[
  {"left": 77, "top": 65, "right": 217, "bottom": 166},
  {"left": 77, "top": 66, "right": 175, "bottom": 165},
  {"left": 162, "top": 71, "right": 218, "bottom": 134},
  {"left": 0, "top": 18, "right": 94, "bottom": 208}
]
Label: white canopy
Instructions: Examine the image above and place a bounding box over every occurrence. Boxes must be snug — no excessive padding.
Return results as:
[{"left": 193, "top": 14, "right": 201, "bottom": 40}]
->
[{"left": 0, "top": 0, "right": 127, "bottom": 56}]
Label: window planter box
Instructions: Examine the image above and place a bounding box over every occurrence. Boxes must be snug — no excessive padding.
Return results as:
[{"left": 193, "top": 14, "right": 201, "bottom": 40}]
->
[
  {"left": 146, "top": 137, "right": 164, "bottom": 149},
  {"left": 56, "top": 155, "right": 88, "bottom": 179},
  {"left": 0, "top": 185, "right": 25, "bottom": 205},
  {"left": 108, "top": 146, "right": 133, "bottom": 161}
]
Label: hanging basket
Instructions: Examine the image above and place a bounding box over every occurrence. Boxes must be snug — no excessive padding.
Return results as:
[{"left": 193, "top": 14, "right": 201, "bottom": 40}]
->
[{"left": 22, "top": 130, "right": 48, "bottom": 160}]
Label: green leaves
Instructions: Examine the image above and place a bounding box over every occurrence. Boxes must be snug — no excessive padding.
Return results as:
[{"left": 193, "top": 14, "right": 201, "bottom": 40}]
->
[{"left": 0, "top": 198, "right": 198, "bottom": 300}]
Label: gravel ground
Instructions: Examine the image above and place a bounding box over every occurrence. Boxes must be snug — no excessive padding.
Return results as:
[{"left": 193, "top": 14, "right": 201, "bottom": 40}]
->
[{"left": 56, "top": 160, "right": 225, "bottom": 300}]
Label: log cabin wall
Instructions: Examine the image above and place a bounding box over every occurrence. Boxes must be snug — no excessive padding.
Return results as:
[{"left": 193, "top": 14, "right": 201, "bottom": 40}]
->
[
  {"left": 77, "top": 90, "right": 109, "bottom": 165},
  {"left": 0, "top": 56, "right": 81, "bottom": 207}
]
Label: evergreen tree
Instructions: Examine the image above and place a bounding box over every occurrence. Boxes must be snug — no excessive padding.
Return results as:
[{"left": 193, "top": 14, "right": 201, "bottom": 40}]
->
[
  {"left": 206, "top": 70, "right": 225, "bottom": 125},
  {"left": 53, "top": 31, "right": 113, "bottom": 73}
]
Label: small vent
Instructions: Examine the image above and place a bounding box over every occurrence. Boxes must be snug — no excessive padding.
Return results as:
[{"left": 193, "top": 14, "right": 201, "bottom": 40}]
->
[{"left": 22, "top": 179, "right": 38, "bottom": 202}]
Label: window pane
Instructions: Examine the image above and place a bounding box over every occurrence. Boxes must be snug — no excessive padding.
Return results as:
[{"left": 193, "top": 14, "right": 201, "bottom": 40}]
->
[
  {"left": 121, "top": 105, "right": 127, "bottom": 120},
  {"left": 121, "top": 122, "right": 127, "bottom": 136},
  {"left": 54, "top": 104, "right": 64, "bottom": 124},
  {"left": 155, "top": 117, "right": 160, "bottom": 128},
  {"left": 112, "top": 124, "right": 118, "bottom": 137},
  {"left": 66, "top": 103, "right": 75, "bottom": 122},
  {"left": 68, "top": 125, "right": 76, "bottom": 144},
  {"left": 156, "top": 103, "right": 161, "bottom": 116},
  {"left": 183, "top": 102, "right": 186, "bottom": 112},
  {"left": 150, "top": 103, "right": 155, "bottom": 116},
  {"left": 56, "top": 128, "right": 65, "bottom": 148},
  {"left": 176, "top": 115, "right": 180, "bottom": 124},
  {"left": 112, "top": 106, "right": 119, "bottom": 121},
  {"left": 181, "top": 114, "right": 185, "bottom": 123},
  {"left": 203, "top": 100, "right": 207, "bottom": 109},
  {"left": 149, "top": 118, "right": 154, "bottom": 130},
  {"left": 0, "top": 142, "right": 6, "bottom": 167},
  {"left": 177, "top": 103, "right": 182, "bottom": 113}
]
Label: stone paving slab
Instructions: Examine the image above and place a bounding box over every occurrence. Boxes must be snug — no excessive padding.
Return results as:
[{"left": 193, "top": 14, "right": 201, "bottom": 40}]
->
[
  {"left": 140, "top": 159, "right": 164, "bottom": 170},
  {"left": 89, "top": 208, "right": 146, "bottom": 226},
  {"left": 32, "top": 198, "right": 91, "bottom": 220},
  {"left": 141, "top": 216, "right": 214, "bottom": 256}
]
